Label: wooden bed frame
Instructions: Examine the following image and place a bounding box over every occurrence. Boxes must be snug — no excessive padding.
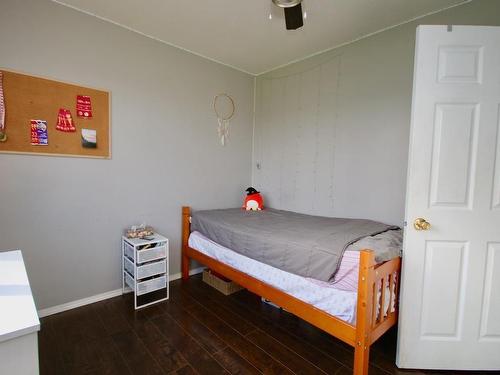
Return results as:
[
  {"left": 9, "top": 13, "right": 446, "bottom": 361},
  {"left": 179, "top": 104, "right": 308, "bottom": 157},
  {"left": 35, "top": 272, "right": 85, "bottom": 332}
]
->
[{"left": 181, "top": 206, "right": 401, "bottom": 375}]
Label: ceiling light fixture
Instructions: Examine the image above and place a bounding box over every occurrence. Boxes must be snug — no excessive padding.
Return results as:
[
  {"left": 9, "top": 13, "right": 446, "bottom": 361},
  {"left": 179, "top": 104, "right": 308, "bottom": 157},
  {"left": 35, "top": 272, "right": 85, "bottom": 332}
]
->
[
  {"left": 271, "top": 0, "right": 303, "bottom": 30},
  {"left": 272, "top": 0, "right": 301, "bottom": 8}
]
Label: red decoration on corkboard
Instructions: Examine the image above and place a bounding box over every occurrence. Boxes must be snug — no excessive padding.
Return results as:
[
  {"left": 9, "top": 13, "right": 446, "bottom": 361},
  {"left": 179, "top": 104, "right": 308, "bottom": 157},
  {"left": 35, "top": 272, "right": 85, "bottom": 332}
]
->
[
  {"left": 76, "top": 95, "right": 92, "bottom": 118},
  {"left": 56, "top": 108, "right": 76, "bottom": 132}
]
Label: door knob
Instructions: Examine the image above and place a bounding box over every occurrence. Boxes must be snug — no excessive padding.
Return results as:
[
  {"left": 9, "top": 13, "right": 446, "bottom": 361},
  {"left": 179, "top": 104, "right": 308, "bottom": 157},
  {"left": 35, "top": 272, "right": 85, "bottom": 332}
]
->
[{"left": 414, "top": 218, "right": 431, "bottom": 231}]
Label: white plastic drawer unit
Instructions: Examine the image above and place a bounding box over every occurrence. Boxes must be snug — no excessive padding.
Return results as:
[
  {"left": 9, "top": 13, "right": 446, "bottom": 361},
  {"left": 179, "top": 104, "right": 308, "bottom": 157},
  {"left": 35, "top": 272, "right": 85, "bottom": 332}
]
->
[
  {"left": 122, "top": 232, "right": 169, "bottom": 309},
  {"left": 136, "top": 275, "right": 167, "bottom": 296},
  {"left": 124, "top": 241, "right": 167, "bottom": 264},
  {"left": 124, "top": 257, "right": 166, "bottom": 280}
]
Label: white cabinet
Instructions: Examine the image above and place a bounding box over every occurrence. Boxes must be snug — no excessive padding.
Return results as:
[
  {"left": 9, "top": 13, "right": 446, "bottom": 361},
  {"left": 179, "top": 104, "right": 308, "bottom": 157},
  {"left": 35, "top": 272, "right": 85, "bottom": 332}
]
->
[
  {"left": 122, "top": 233, "right": 169, "bottom": 309},
  {"left": 0, "top": 250, "right": 40, "bottom": 375}
]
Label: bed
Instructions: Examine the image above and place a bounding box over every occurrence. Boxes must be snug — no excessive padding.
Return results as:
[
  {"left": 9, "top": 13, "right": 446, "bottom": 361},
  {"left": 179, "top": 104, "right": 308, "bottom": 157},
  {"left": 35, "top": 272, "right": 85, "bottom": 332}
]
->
[{"left": 181, "top": 206, "right": 402, "bottom": 375}]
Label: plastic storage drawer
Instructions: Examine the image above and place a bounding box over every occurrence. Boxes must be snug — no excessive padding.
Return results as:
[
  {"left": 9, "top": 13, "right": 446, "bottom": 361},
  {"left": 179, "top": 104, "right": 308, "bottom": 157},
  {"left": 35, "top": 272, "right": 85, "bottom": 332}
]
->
[
  {"left": 123, "top": 241, "right": 135, "bottom": 260},
  {"left": 138, "top": 246, "right": 167, "bottom": 264},
  {"left": 136, "top": 275, "right": 167, "bottom": 296},
  {"left": 124, "top": 271, "right": 135, "bottom": 290},
  {"left": 124, "top": 241, "right": 167, "bottom": 264},
  {"left": 124, "top": 257, "right": 166, "bottom": 280}
]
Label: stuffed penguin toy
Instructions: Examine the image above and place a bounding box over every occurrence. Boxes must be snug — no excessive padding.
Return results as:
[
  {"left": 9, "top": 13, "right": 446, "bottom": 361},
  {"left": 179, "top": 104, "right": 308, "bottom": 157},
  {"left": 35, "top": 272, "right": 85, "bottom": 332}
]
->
[{"left": 243, "top": 187, "right": 264, "bottom": 211}]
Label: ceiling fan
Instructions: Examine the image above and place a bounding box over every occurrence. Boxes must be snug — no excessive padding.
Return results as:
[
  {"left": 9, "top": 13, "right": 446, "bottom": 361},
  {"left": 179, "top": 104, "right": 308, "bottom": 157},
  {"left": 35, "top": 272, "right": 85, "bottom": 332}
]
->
[{"left": 272, "top": 0, "right": 304, "bottom": 30}]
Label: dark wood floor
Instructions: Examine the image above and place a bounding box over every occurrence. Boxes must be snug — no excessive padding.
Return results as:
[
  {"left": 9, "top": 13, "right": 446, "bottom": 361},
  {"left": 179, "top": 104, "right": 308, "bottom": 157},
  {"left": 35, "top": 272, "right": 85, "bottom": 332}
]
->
[{"left": 40, "top": 274, "right": 497, "bottom": 375}]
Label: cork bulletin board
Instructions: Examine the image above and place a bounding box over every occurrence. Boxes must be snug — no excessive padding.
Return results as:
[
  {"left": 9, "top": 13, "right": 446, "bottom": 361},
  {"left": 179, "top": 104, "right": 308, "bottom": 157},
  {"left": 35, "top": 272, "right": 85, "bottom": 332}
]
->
[{"left": 0, "top": 69, "right": 110, "bottom": 158}]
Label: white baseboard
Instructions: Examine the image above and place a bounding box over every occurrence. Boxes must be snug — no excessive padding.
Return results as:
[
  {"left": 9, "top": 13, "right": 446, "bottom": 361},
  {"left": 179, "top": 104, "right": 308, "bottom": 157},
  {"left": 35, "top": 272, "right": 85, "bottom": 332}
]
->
[
  {"left": 37, "top": 266, "right": 205, "bottom": 318},
  {"left": 37, "top": 289, "right": 123, "bottom": 318},
  {"left": 169, "top": 266, "right": 205, "bottom": 283}
]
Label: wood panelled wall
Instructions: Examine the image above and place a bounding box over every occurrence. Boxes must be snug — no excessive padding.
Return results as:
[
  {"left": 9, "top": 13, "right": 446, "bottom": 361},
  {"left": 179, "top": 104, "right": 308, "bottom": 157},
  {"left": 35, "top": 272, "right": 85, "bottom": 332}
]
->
[{"left": 253, "top": 56, "right": 341, "bottom": 217}]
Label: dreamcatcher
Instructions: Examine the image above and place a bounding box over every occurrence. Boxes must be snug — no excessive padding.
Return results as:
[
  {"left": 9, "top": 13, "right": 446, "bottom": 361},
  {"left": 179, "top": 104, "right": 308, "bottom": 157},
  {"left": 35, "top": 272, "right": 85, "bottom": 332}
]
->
[{"left": 213, "top": 93, "right": 235, "bottom": 146}]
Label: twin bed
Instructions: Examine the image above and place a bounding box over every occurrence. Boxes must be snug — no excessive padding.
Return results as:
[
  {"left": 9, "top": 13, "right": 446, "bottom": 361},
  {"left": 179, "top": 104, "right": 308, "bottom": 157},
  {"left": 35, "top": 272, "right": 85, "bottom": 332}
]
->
[{"left": 181, "top": 206, "right": 402, "bottom": 375}]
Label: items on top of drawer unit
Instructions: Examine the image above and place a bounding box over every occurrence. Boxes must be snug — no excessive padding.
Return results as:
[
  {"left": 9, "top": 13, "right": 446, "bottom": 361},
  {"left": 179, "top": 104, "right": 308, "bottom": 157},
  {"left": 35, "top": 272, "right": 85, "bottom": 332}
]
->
[{"left": 125, "top": 223, "right": 155, "bottom": 239}]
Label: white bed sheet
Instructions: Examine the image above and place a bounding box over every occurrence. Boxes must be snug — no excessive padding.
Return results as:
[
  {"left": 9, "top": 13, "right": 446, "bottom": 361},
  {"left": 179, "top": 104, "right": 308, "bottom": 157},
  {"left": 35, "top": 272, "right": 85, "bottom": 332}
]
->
[{"left": 189, "top": 231, "right": 358, "bottom": 324}]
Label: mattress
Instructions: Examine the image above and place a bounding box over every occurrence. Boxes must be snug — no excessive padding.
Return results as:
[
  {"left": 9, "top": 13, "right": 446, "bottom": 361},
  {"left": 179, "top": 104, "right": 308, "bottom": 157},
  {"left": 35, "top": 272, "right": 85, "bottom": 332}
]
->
[
  {"left": 191, "top": 208, "right": 399, "bottom": 282},
  {"left": 189, "top": 231, "right": 359, "bottom": 324}
]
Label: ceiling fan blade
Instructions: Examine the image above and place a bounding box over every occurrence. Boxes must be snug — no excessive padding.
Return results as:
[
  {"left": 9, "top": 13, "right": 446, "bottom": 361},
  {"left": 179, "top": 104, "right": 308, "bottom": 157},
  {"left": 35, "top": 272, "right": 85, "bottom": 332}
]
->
[{"left": 284, "top": 3, "right": 303, "bottom": 30}]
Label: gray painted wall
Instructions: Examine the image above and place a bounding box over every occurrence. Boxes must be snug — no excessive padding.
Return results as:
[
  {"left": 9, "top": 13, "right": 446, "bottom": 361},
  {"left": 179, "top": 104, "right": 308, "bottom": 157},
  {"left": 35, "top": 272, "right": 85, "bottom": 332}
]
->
[
  {"left": 253, "top": 0, "right": 500, "bottom": 226},
  {"left": 1, "top": 0, "right": 499, "bottom": 312},
  {"left": 0, "top": 0, "right": 254, "bottom": 310}
]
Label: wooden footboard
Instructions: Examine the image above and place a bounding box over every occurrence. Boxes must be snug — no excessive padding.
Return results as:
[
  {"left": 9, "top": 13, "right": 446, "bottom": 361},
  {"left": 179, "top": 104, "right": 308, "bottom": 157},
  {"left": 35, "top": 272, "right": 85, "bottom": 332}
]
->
[
  {"left": 354, "top": 246, "right": 401, "bottom": 374},
  {"left": 181, "top": 206, "right": 401, "bottom": 375}
]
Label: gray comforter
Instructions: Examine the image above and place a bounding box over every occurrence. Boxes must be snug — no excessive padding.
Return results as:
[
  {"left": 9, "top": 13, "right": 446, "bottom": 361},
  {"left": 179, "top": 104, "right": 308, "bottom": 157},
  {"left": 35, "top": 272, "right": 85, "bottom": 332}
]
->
[{"left": 191, "top": 208, "right": 399, "bottom": 282}]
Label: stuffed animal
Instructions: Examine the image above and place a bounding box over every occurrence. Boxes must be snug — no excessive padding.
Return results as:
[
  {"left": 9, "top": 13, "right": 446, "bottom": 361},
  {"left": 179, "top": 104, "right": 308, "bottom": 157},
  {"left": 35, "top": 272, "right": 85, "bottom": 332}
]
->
[{"left": 243, "top": 187, "right": 264, "bottom": 211}]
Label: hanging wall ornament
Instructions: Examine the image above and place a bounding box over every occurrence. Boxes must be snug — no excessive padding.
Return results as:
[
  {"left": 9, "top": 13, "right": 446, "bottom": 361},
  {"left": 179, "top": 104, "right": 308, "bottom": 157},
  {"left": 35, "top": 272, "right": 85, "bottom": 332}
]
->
[
  {"left": 213, "top": 93, "right": 235, "bottom": 146},
  {"left": 0, "top": 71, "right": 6, "bottom": 142}
]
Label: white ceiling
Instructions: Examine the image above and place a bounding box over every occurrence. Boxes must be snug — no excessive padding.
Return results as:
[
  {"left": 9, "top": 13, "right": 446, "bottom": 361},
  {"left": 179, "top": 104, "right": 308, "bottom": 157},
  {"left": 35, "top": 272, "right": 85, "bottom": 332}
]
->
[{"left": 53, "top": 0, "right": 469, "bottom": 75}]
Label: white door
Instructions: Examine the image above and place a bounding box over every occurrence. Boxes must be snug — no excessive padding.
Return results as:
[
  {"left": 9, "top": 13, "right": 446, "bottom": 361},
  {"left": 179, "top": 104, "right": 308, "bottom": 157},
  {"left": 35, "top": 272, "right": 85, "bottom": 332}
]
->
[{"left": 397, "top": 25, "right": 500, "bottom": 370}]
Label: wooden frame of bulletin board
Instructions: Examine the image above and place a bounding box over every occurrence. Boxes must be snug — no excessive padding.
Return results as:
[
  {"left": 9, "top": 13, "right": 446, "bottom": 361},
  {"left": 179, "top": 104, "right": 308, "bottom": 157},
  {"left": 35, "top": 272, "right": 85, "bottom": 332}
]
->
[{"left": 0, "top": 68, "right": 111, "bottom": 158}]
